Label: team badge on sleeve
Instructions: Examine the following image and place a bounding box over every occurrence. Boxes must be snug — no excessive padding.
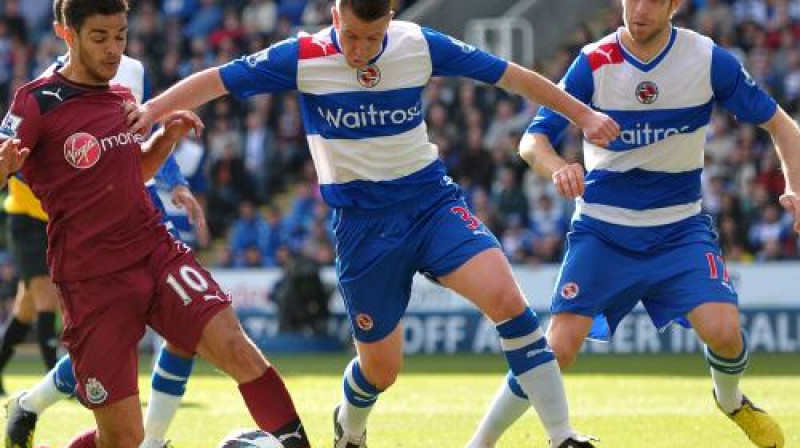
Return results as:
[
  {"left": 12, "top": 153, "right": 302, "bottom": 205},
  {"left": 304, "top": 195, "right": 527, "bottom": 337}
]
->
[
  {"left": 357, "top": 65, "right": 381, "bottom": 88},
  {"left": 0, "top": 112, "right": 22, "bottom": 138}
]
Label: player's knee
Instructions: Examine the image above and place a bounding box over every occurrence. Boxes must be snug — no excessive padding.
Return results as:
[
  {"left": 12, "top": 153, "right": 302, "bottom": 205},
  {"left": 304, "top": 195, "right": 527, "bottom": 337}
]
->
[
  {"left": 97, "top": 424, "right": 143, "bottom": 448},
  {"left": 484, "top": 289, "right": 527, "bottom": 323},
  {"left": 705, "top": 326, "right": 743, "bottom": 355},
  {"left": 550, "top": 338, "right": 579, "bottom": 370}
]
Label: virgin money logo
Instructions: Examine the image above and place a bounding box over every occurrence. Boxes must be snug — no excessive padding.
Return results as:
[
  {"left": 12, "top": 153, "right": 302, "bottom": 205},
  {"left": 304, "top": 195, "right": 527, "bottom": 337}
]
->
[
  {"left": 63, "top": 131, "right": 143, "bottom": 169},
  {"left": 64, "top": 132, "right": 102, "bottom": 169}
]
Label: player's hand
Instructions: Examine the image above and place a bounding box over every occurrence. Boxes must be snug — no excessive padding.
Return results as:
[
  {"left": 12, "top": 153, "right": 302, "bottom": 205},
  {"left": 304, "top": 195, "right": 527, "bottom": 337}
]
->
[
  {"left": 171, "top": 185, "right": 210, "bottom": 247},
  {"left": 579, "top": 110, "right": 620, "bottom": 147},
  {"left": 0, "top": 138, "right": 30, "bottom": 176},
  {"left": 123, "top": 101, "right": 141, "bottom": 130},
  {"left": 130, "top": 102, "right": 158, "bottom": 136},
  {"left": 163, "top": 110, "right": 204, "bottom": 140},
  {"left": 779, "top": 191, "right": 800, "bottom": 232},
  {"left": 552, "top": 163, "right": 585, "bottom": 198}
]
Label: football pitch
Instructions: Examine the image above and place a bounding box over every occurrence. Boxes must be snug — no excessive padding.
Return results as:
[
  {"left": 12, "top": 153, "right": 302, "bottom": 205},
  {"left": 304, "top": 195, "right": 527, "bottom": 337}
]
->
[{"left": 3, "top": 353, "right": 799, "bottom": 447}]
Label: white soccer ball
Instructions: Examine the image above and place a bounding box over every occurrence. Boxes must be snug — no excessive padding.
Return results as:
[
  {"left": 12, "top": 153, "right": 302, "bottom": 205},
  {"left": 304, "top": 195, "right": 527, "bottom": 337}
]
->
[{"left": 217, "top": 429, "right": 285, "bottom": 448}]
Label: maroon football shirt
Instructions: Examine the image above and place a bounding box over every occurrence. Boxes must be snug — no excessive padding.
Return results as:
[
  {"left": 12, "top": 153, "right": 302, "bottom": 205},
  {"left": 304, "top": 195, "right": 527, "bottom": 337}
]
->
[{"left": 4, "top": 71, "right": 167, "bottom": 282}]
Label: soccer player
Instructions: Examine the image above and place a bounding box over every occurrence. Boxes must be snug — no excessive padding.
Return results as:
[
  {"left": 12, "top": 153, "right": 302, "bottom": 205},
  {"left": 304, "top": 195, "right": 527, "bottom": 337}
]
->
[
  {"left": 466, "top": 1, "right": 800, "bottom": 447},
  {"left": 130, "top": 1, "right": 620, "bottom": 447},
  {"left": 4, "top": 1, "right": 206, "bottom": 446},
  {"left": 0, "top": 1, "right": 311, "bottom": 447}
]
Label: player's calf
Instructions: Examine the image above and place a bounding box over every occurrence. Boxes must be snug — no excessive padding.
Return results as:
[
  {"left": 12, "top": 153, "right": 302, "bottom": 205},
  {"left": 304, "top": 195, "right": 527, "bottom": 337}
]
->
[{"left": 196, "top": 308, "right": 310, "bottom": 448}]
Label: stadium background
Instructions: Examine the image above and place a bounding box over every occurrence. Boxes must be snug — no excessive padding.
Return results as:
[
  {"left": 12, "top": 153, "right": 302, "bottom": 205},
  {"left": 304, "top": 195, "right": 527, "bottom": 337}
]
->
[{"left": 1, "top": 0, "right": 800, "bottom": 352}]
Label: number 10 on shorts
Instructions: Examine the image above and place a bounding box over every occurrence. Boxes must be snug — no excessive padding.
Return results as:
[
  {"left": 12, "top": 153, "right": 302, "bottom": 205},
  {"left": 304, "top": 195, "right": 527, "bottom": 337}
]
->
[{"left": 166, "top": 265, "right": 210, "bottom": 306}]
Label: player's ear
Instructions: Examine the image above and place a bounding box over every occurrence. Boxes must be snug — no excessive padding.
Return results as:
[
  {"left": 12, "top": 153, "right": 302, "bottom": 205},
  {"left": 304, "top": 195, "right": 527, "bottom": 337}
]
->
[
  {"left": 332, "top": 5, "right": 340, "bottom": 28},
  {"left": 63, "top": 26, "right": 77, "bottom": 47},
  {"left": 53, "top": 22, "right": 66, "bottom": 40}
]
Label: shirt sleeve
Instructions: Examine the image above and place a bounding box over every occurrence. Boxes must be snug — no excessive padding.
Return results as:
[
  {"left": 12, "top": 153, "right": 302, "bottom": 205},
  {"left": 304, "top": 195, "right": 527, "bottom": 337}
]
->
[
  {"left": 153, "top": 154, "right": 189, "bottom": 191},
  {"left": 219, "top": 37, "right": 299, "bottom": 100},
  {"left": 0, "top": 88, "right": 42, "bottom": 152},
  {"left": 711, "top": 45, "right": 777, "bottom": 125},
  {"left": 525, "top": 52, "right": 594, "bottom": 145},
  {"left": 422, "top": 27, "right": 508, "bottom": 84}
]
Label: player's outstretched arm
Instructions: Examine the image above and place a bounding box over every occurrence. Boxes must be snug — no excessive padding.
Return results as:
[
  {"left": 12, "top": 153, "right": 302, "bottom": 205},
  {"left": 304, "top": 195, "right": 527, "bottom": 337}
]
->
[
  {"left": 0, "top": 138, "right": 30, "bottom": 189},
  {"left": 519, "top": 132, "right": 585, "bottom": 199},
  {"left": 140, "top": 111, "right": 204, "bottom": 181},
  {"left": 761, "top": 107, "right": 800, "bottom": 232},
  {"left": 131, "top": 68, "right": 228, "bottom": 135},
  {"left": 496, "top": 62, "right": 619, "bottom": 147}
]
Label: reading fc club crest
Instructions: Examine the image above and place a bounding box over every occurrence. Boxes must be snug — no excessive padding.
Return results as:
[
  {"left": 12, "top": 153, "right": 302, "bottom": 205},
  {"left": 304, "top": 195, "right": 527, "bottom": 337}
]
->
[
  {"left": 635, "top": 81, "right": 659, "bottom": 104},
  {"left": 355, "top": 313, "right": 374, "bottom": 331},
  {"left": 357, "top": 64, "right": 381, "bottom": 88},
  {"left": 560, "top": 282, "right": 580, "bottom": 300}
]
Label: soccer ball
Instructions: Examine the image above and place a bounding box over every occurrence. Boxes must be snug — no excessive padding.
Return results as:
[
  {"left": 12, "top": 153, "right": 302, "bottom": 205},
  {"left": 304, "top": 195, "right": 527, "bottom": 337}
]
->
[{"left": 217, "top": 429, "right": 285, "bottom": 448}]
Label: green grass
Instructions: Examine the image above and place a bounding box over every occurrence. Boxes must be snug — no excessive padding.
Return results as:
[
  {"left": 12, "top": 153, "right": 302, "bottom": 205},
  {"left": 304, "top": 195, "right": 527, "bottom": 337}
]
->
[{"left": 4, "top": 353, "right": 800, "bottom": 447}]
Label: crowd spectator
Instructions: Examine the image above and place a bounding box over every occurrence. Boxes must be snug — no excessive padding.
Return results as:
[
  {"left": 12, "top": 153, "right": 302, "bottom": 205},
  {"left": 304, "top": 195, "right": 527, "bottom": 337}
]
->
[{"left": 1, "top": 0, "right": 798, "bottom": 267}]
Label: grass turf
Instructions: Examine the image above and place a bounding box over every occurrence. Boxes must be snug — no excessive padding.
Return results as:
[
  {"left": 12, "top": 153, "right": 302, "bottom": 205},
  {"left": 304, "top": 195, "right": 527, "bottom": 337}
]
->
[{"left": 2, "top": 353, "right": 798, "bottom": 447}]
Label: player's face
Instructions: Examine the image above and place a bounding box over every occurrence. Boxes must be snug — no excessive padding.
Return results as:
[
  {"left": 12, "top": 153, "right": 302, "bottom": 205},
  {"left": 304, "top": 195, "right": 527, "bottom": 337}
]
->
[
  {"left": 622, "top": 0, "right": 679, "bottom": 44},
  {"left": 332, "top": 5, "right": 392, "bottom": 68},
  {"left": 67, "top": 13, "right": 127, "bottom": 84}
]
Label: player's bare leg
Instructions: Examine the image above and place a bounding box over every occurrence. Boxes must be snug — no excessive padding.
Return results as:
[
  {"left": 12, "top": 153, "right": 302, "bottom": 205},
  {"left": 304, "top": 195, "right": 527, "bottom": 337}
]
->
[
  {"left": 546, "top": 314, "right": 593, "bottom": 370},
  {"left": 689, "top": 302, "right": 784, "bottom": 448},
  {"left": 440, "top": 248, "right": 592, "bottom": 447},
  {"left": 195, "top": 307, "right": 310, "bottom": 447},
  {"left": 89, "top": 395, "right": 144, "bottom": 448}
]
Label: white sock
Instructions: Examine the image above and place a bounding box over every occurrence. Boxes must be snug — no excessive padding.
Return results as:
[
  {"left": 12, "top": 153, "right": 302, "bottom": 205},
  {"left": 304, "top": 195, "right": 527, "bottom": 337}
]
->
[
  {"left": 515, "top": 362, "right": 573, "bottom": 446},
  {"left": 143, "top": 389, "right": 181, "bottom": 443},
  {"left": 465, "top": 381, "right": 529, "bottom": 448},
  {"left": 705, "top": 338, "right": 748, "bottom": 414},
  {"left": 339, "top": 404, "right": 371, "bottom": 441},
  {"left": 711, "top": 368, "right": 744, "bottom": 414},
  {"left": 19, "top": 370, "right": 68, "bottom": 415}
]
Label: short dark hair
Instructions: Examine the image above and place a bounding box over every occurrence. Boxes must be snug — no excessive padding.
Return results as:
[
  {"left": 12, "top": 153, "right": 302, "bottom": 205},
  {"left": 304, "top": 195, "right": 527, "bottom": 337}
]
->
[
  {"left": 62, "top": 0, "right": 129, "bottom": 30},
  {"left": 338, "top": 0, "right": 392, "bottom": 22}
]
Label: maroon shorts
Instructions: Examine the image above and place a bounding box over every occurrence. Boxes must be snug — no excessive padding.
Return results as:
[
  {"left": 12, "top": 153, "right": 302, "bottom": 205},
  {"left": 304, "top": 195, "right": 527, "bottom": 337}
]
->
[{"left": 57, "top": 236, "right": 231, "bottom": 409}]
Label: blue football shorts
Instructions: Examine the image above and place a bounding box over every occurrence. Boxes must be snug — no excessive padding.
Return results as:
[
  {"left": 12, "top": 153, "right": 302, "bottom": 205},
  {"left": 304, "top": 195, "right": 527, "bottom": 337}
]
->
[
  {"left": 333, "top": 185, "right": 500, "bottom": 343},
  {"left": 551, "top": 218, "right": 738, "bottom": 341}
]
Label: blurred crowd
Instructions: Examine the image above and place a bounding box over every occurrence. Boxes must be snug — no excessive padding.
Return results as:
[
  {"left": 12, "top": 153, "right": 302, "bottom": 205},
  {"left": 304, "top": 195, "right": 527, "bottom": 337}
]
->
[{"left": 1, "top": 0, "right": 799, "bottom": 274}]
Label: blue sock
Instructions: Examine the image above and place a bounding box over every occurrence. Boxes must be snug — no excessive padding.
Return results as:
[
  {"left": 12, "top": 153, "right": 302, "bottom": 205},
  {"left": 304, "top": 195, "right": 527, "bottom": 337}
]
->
[
  {"left": 339, "top": 358, "right": 382, "bottom": 438},
  {"left": 53, "top": 355, "right": 77, "bottom": 395},
  {"left": 152, "top": 347, "right": 194, "bottom": 396},
  {"left": 496, "top": 308, "right": 556, "bottom": 376},
  {"left": 343, "top": 358, "right": 381, "bottom": 408},
  {"left": 144, "top": 346, "right": 194, "bottom": 442},
  {"left": 496, "top": 308, "right": 572, "bottom": 443}
]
